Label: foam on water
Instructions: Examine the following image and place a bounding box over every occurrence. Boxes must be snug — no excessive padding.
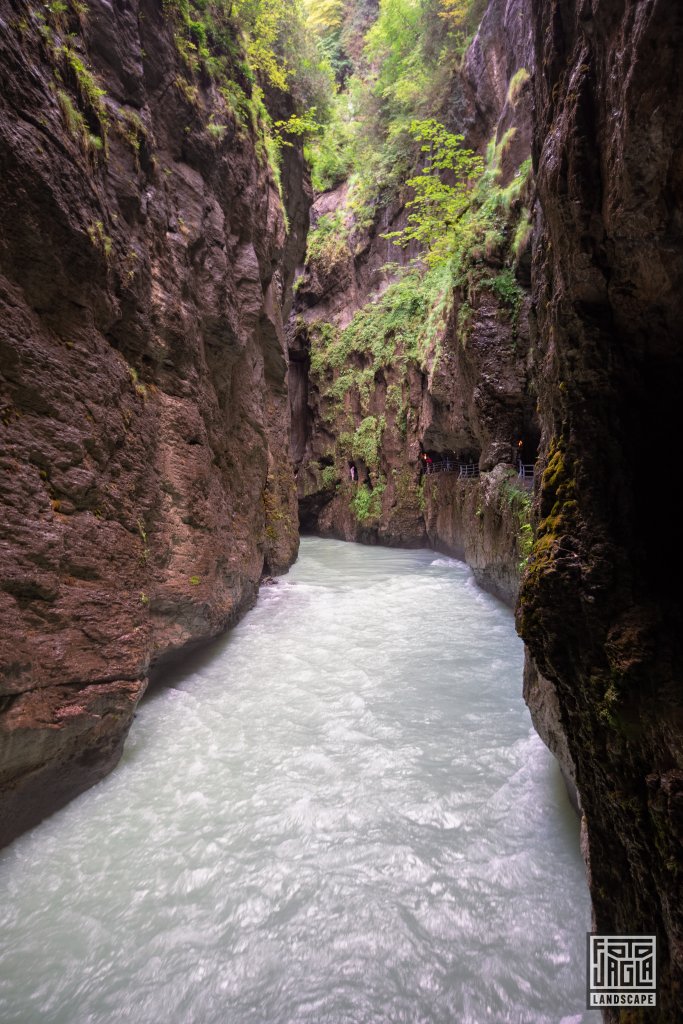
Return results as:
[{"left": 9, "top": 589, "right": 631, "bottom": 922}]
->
[{"left": 0, "top": 538, "right": 591, "bottom": 1023}]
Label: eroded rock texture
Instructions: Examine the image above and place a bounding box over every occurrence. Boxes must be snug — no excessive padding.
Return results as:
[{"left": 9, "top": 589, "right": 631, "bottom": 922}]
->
[
  {"left": 293, "top": 0, "right": 537, "bottom": 606},
  {"left": 520, "top": 0, "right": 683, "bottom": 1016},
  {"left": 0, "top": 0, "right": 306, "bottom": 846}
]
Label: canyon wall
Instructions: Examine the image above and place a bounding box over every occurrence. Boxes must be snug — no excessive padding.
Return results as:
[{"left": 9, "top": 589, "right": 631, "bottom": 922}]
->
[
  {"left": 2, "top": 3, "right": 681, "bottom": 1016},
  {"left": 520, "top": 0, "right": 683, "bottom": 1017},
  {"left": 296, "top": 0, "right": 683, "bottom": 1011},
  {"left": 0, "top": 0, "right": 307, "bottom": 846},
  {"left": 291, "top": 0, "right": 537, "bottom": 607}
]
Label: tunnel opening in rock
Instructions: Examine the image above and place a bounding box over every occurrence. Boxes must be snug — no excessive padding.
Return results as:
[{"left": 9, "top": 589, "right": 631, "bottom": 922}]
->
[
  {"left": 515, "top": 430, "right": 539, "bottom": 466},
  {"left": 419, "top": 447, "right": 482, "bottom": 471}
]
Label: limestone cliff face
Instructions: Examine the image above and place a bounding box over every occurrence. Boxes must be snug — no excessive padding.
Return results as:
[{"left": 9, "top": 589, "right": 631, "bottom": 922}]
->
[
  {"left": 520, "top": 0, "right": 683, "bottom": 1016},
  {"left": 292, "top": 0, "right": 536, "bottom": 606},
  {"left": 0, "top": 0, "right": 306, "bottom": 846}
]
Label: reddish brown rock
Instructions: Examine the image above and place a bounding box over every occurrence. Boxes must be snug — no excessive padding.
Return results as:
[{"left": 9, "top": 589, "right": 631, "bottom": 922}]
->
[{"left": 0, "top": 0, "right": 305, "bottom": 845}]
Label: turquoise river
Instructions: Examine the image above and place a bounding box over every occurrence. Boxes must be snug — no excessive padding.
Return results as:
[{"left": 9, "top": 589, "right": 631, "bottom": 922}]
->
[{"left": 0, "top": 538, "right": 591, "bottom": 1023}]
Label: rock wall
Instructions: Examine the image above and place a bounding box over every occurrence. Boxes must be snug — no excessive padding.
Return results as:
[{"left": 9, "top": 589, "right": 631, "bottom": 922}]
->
[
  {"left": 5, "top": 4, "right": 681, "bottom": 1014},
  {"left": 520, "top": 0, "right": 683, "bottom": 1016},
  {"left": 0, "top": 0, "right": 306, "bottom": 846},
  {"left": 293, "top": 0, "right": 536, "bottom": 607}
]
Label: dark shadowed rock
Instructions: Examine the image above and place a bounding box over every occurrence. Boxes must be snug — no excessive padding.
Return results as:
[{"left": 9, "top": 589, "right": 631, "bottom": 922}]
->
[{"left": 520, "top": 0, "right": 683, "bottom": 1016}]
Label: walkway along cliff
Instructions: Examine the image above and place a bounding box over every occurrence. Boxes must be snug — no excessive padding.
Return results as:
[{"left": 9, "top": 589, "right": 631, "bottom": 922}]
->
[
  {"left": 0, "top": 0, "right": 682, "bottom": 1019},
  {"left": 291, "top": 0, "right": 538, "bottom": 608}
]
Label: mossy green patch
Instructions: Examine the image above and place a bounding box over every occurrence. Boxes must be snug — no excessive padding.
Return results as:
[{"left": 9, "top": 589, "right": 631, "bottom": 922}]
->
[
  {"left": 500, "top": 476, "right": 534, "bottom": 570},
  {"left": 392, "top": 467, "right": 424, "bottom": 512},
  {"left": 522, "top": 437, "right": 579, "bottom": 594},
  {"left": 306, "top": 211, "right": 349, "bottom": 271},
  {"left": 348, "top": 415, "right": 385, "bottom": 471},
  {"left": 320, "top": 464, "right": 339, "bottom": 489},
  {"left": 351, "top": 478, "right": 386, "bottom": 522},
  {"left": 308, "top": 262, "right": 453, "bottom": 429}
]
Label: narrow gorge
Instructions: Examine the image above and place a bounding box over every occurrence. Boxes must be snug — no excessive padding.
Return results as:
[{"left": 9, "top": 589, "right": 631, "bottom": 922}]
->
[{"left": 0, "top": 0, "right": 681, "bottom": 1020}]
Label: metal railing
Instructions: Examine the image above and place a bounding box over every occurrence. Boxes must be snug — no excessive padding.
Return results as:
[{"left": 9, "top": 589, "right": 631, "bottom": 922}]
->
[
  {"left": 422, "top": 460, "right": 480, "bottom": 478},
  {"left": 424, "top": 459, "right": 456, "bottom": 475},
  {"left": 518, "top": 463, "right": 535, "bottom": 487},
  {"left": 422, "top": 459, "right": 535, "bottom": 485}
]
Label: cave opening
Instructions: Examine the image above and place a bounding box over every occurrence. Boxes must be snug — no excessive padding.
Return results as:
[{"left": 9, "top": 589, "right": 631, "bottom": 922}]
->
[
  {"left": 418, "top": 447, "right": 482, "bottom": 474},
  {"left": 515, "top": 421, "right": 540, "bottom": 466}
]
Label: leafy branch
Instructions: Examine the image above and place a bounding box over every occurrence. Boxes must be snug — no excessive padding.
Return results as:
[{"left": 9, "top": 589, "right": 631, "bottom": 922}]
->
[{"left": 383, "top": 118, "right": 483, "bottom": 265}]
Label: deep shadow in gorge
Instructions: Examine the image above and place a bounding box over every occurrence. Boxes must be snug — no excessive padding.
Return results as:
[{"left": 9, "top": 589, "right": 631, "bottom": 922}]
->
[{"left": 517, "top": 1, "right": 683, "bottom": 1019}]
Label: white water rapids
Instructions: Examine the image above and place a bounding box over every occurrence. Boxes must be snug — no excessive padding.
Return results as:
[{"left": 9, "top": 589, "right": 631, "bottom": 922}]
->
[{"left": 0, "top": 538, "right": 591, "bottom": 1023}]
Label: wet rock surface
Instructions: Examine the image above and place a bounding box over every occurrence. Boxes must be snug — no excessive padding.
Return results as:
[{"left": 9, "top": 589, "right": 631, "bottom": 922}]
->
[
  {"left": 520, "top": 0, "right": 683, "bottom": 1016},
  {"left": 292, "top": 0, "right": 536, "bottom": 607},
  {"left": 0, "top": 0, "right": 305, "bottom": 845},
  {"left": 1, "top": 3, "right": 681, "bottom": 1016}
]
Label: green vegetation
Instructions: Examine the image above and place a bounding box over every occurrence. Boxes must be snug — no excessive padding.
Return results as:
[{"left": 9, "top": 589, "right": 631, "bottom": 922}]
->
[
  {"left": 300, "top": 0, "right": 534, "bottom": 522},
  {"left": 136, "top": 518, "right": 149, "bottom": 565},
  {"left": 160, "top": 0, "right": 337, "bottom": 186},
  {"left": 351, "top": 479, "right": 386, "bottom": 522},
  {"left": 437, "top": 0, "right": 488, "bottom": 52},
  {"left": 115, "top": 109, "right": 148, "bottom": 167},
  {"left": 512, "top": 208, "right": 533, "bottom": 263},
  {"left": 87, "top": 220, "right": 112, "bottom": 260},
  {"left": 309, "top": 262, "right": 454, "bottom": 415},
  {"left": 39, "top": 0, "right": 341, "bottom": 210},
  {"left": 304, "top": 5, "right": 533, "bottom": 464},
  {"left": 59, "top": 45, "right": 106, "bottom": 114},
  {"left": 262, "top": 472, "right": 293, "bottom": 544},
  {"left": 597, "top": 679, "right": 622, "bottom": 728},
  {"left": 507, "top": 67, "right": 530, "bottom": 106},
  {"left": 127, "top": 365, "right": 147, "bottom": 398},
  {"left": 305, "top": 0, "right": 487, "bottom": 200},
  {"left": 56, "top": 89, "right": 102, "bottom": 155},
  {"left": 307, "top": 259, "right": 456, "bottom": 496},
  {"left": 523, "top": 438, "right": 578, "bottom": 590},
  {"left": 338, "top": 416, "right": 386, "bottom": 474},
  {"left": 351, "top": 416, "right": 385, "bottom": 469},
  {"left": 306, "top": 211, "right": 349, "bottom": 270},
  {"left": 387, "top": 126, "right": 531, "bottom": 326},
  {"left": 160, "top": 0, "right": 302, "bottom": 91},
  {"left": 500, "top": 476, "right": 534, "bottom": 570},
  {"left": 206, "top": 120, "right": 228, "bottom": 141},
  {"left": 321, "top": 465, "right": 339, "bottom": 489},
  {"left": 46, "top": 23, "right": 109, "bottom": 157},
  {"left": 58, "top": 45, "right": 109, "bottom": 150},
  {"left": 384, "top": 119, "right": 483, "bottom": 265},
  {"left": 488, "top": 267, "right": 524, "bottom": 319}
]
